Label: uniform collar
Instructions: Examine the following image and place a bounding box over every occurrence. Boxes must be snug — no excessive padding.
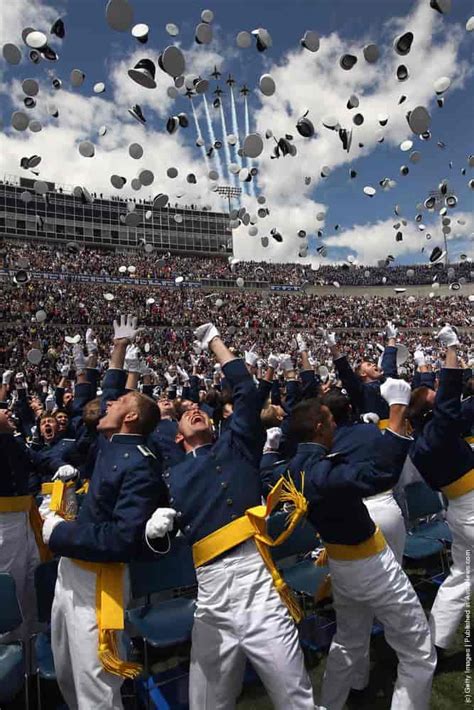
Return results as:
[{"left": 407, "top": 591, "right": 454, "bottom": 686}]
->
[
  {"left": 296, "top": 442, "right": 328, "bottom": 456},
  {"left": 187, "top": 443, "right": 213, "bottom": 458},
  {"left": 110, "top": 433, "right": 145, "bottom": 444}
]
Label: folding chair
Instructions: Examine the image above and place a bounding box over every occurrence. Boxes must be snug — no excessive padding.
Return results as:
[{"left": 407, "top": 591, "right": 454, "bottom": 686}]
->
[
  {"left": 0, "top": 572, "right": 29, "bottom": 708},
  {"left": 405, "top": 481, "right": 452, "bottom": 543},
  {"left": 127, "top": 536, "right": 197, "bottom": 699},
  {"left": 33, "top": 560, "right": 58, "bottom": 710}
]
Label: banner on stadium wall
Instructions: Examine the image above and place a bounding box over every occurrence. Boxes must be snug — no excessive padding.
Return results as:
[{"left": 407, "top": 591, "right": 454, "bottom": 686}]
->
[
  {"left": 2, "top": 269, "right": 300, "bottom": 292},
  {"left": 270, "top": 285, "right": 300, "bottom": 292},
  {"left": 2, "top": 269, "right": 202, "bottom": 288}
]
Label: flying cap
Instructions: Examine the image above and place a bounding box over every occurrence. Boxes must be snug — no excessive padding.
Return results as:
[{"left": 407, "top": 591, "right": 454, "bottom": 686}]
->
[
  {"left": 132, "top": 23, "right": 149, "bottom": 43},
  {"left": 70, "top": 69, "right": 85, "bottom": 87},
  {"left": 3, "top": 43, "right": 22, "bottom": 65},
  {"left": 363, "top": 43, "right": 379, "bottom": 62},
  {"left": 301, "top": 30, "right": 320, "bottom": 52},
  {"left": 129, "top": 142, "right": 143, "bottom": 159},
  {"left": 128, "top": 58, "right": 156, "bottom": 88},
  {"left": 128, "top": 104, "right": 146, "bottom": 124},
  {"left": 397, "top": 64, "right": 409, "bottom": 81},
  {"left": 394, "top": 32, "right": 414, "bottom": 55},
  {"left": 195, "top": 23, "right": 213, "bottom": 44},
  {"left": 159, "top": 46, "right": 185, "bottom": 77},
  {"left": 243, "top": 133, "right": 264, "bottom": 158},
  {"left": 236, "top": 31, "right": 252, "bottom": 48},
  {"left": 407, "top": 106, "right": 431, "bottom": 134},
  {"left": 106, "top": 0, "right": 134, "bottom": 32},
  {"left": 340, "top": 54, "right": 357, "bottom": 70},
  {"left": 259, "top": 74, "right": 276, "bottom": 96},
  {"left": 430, "top": 0, "right": 451, "bottom": 14},
  {"left": 51, "top": 18, "right": 65, "bottom": 38}
]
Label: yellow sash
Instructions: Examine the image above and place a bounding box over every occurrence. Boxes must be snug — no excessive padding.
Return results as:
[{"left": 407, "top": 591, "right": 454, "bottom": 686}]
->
[
  {"left": 192, "top": 476, "right": 310, "bottom": 624},
  {"left": 441, "top": 469, "right": 474, "bottom": 500},
  {"left": 316, "top": 527, "right": 386, "bottom": 565},
  {"left": 41, "top": 481, "right": 76, "bottom": 520},
  {"left": 377, "top": 419, "right": 389, "bottom": 431},
  {"left": 72, "top": 559, "right": 142, "bottom": 679}
]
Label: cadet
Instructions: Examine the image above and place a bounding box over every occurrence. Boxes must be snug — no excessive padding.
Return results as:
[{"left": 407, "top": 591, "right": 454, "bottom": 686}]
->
[
  {"left": 408, "top": 325, "right": 474, "bottom": 651},
  {"left": 42, "top": 316, "right": 169, "bottom": 710},
  {"left": 0, "top": 408, "right": 40, "bottom": 642},
  {"left": 273, "top": 379, "right": 435, "bottom": 710},
  {"left": 146, "top": 323, "right": 316, "bottom": 710},
  {"left": 322, "top": 323, "right": 399, "bottom": 427}
]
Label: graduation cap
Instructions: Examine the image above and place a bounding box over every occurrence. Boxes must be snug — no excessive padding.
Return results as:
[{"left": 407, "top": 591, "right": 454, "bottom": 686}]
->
[
  {"left": 407, "top": 106, "right": 431, "bottom": 134},
  {"left": 259, "top": 74, "right": 276, "bottom": 96},
  {"left": 301, "top": 30, "right": 320, "bottom": 52},
  {"left": 296, "top": 112, "right": 315, "bottom": 138},
  {"left": 252, "top": 28, "right": 272, "bottom": 52},
  {"left": 2, "top": 43, "right": 22, "bottom": 65},
  {"left": 132, "top": 23, "right": 149, "bottom": 43},
  {"left": 394, "top": 32, "right": 414, "bottom": 55},
  {"left": 128, "top": 104, "right": 146, "bottom": 124},
  {"left": 128, "top": 58, "right": 156, "bottom": 88},
  {"left": 430, "top": 0, "right": 451, "bottom": 14},
  {"left": 195, "top": 22, "right": 213, "bottom": 44},
  {"left": 363, "top": 44, "right": 379, "bottom": 63},
  {"left": 51, "top": 18, "right": 65, "bottom": 38},
  {"left": 158, "top": 46, "right": 185, "bottom": 78},
  {"left": 340, "top": 54, "right": 357, "bottom": 70},
  {"left": 106, "top": 0, "right": 134, "bottom": 32}
]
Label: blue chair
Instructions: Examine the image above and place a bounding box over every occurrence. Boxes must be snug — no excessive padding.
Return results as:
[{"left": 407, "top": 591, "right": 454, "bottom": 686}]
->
[
  {"left": 405, "top": 481, "right": 452, "bottom": 543},
  {"left": 127, "top": 537, "right": 197, "bottom": 659},
  {"left": 0, "top": 572, "right": 28, "bottom": 708},
  {"left": 268, "top": 513, "right": 329, "bottom": 609},
  {"left": 33, "top": 560, "right": 58, "bottom": 709}
]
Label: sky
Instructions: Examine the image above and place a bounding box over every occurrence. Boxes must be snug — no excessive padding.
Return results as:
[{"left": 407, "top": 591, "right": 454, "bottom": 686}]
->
[{"left": 0, "top": 0, "right": 473, "bottom": 267}]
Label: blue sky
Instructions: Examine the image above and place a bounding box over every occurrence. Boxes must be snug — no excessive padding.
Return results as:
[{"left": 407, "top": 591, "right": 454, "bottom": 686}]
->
[{"left": 0, "top": 0, "right": 473, "bottom": 266}]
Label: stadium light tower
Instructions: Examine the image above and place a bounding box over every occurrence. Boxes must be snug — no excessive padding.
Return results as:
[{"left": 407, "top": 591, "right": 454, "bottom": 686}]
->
[{"left": 216, "top": 185, "right": 242, "bottom": 215}]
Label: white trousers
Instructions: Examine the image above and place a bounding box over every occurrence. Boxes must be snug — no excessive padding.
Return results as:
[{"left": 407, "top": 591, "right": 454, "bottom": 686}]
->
[
  {"left": 430, "top": 489, "right": 474, "bottom": 648},
  {"left": 0, "top": 511, "right": 39, "bottom": 643},
  {"left": 321, "top": 545, "right": 436, "bottom": 710},
  {"left": 350, "top": 492, "right": 407, "bottom": 690},
  {"left": 189, "top": 539, "right": 316, "bottom": 710},
  {"left": 51, "top": 557, "right": 126, "bottom": 710}
]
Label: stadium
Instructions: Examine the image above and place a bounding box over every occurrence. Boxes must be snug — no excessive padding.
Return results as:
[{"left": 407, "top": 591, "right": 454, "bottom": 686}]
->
[{"left": 0, "top": 1, "right": 473, "bottom": 710}]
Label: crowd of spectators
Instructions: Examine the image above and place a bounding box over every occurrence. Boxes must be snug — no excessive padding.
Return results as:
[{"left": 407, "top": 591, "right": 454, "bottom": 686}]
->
[{"left": 2, "top": 241, "right": 473, "bottom": 287}]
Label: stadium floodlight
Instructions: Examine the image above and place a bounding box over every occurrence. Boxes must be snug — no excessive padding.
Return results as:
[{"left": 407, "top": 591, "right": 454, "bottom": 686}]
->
[{"left": 215, "top": 185, "right": 242, "bottom": 214}]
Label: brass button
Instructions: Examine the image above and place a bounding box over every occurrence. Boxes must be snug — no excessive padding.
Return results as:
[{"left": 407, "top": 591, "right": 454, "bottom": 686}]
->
[
  {"left": 226, "top": 498, "right": 233, "bottom": 506},
  {"left": 221, "top": 481, "right": 228, "bottom": 489},
  {"left": 113, "top": 465, "right": 117, "bottom": 471},
  {"left": 215, "top": 465, "right": 222, "bottom": 472},
  {"left": 124, "top": 453, "right": 129, "bottom": 459}
]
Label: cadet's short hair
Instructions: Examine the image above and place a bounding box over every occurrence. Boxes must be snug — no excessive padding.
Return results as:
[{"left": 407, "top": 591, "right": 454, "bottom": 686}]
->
[
  {"left": 260, "top": 404, "right": 282, "bottom": 429},
  {"left": 83, "top": 397, "right": 101, "bottom": 428},
  {"left": 406, "top": 387, "right": 431, "bottom": 424},
  {"left": 288, "top": 398, "right": 327, "bottom": 443},
  {"left": 129, "top": 392, "right": 161, "bottom": 436},
  {"left": 321, "top": 388, "right": 351, "bottom": 426}
]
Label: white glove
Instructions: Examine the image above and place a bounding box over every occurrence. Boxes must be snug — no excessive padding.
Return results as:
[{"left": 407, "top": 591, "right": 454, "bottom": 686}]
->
[
  {"left": 280, "top": 354, "right": 294, "bottom": 372},
  {"left": 256, "top": 358, "right": 265, "bottom": 369},
  {"left": 60, "top": 363, "right": 70, "bottom": 377},
  {"left": 308, "top": 352, "right": 317, "bottom": 367},
  {"left": 145, "top": 508, "right": 177, "bottom": 539},
  {"left": 190, "top": 353, "right": 200, "bottom": 368},
  {"left": 2, "top": 369, "right": 13, "bottom": 386},
  {"left": 42, "top": 513, "right": 64, "bottom": 544},
  {"left": 164, "top": 371, "right": 177, "bottom": 386},
  {"left": 139, "top": 359, "right": 152, "bottom": 377},
  {"left": 380, "top": 378, "right": 411, "bottom": 406},
  {"left": 319, "top": 328, "right": 337, "bottom": 347},
  {"left": 52, "top": 464, "right": 79, "bottom": 482},
  {"left": 267, "top": 353, "right": 280, "bottom": 370},
  {"left": 176, "top": 365, "right": 190, "bottom": 383},
  {"left": 436, "top": 324, "right": 459, "bottom": 347},
  {"left": 413, "top": 349, "right": 426, "bottom": 367},
  {"left": 193, "top": 323, "right": 220, "bottom": 350},
  {"left": 296, "top": 333, "right": 307, "bottom": 352},
  {"left": 125, "top": 344, "right": 141, "bottom": 373},
  {"left": 113, "top": 314, "right": 140, "bottom": 342},
  {"left": 213, "top": 363, "right": 222, "bottom": 374},
  {"left": 15, "top": 373, "right": 27, "bottom": 389},
  {"left": 45, "top": 393, "right": 55, "bottom": 412},
  {"left": 85, "top": 328, "right": 98, "bottom": 353},
  {"left": 385, "top": 321, "right": 398, "bottom": 339},
  {"left": 263, "top": 426, "right": 282, "bottom": 453},
  {"left": 361, "top": 412, "right": 380, "bottom": 425},
  {"left": 245, "top": 350, "right": 259, "bottom": 367},
  {"left": 73, "top": 344, "right": 86, "bottom": 373}
]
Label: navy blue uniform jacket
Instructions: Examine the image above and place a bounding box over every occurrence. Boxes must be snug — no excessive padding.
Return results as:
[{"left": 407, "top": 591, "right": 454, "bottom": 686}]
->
[{"left": 165, "top": 359, "right": 265, "bottom": 547}]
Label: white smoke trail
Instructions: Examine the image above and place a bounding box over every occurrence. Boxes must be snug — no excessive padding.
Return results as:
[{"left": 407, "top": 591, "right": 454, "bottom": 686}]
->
[
  {"left": 243, "top": 95, "right": 256, "bottom": 196},
  {"left": 202, "top": 95, "right": 223, "bottom": 178},
  {"left": 191, "top": 99, "right": 210, "bottom": 172},
  {"left": 218, "top": 101, "right": 234, "bottom": 184}
]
